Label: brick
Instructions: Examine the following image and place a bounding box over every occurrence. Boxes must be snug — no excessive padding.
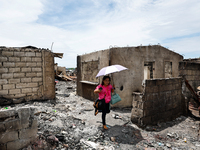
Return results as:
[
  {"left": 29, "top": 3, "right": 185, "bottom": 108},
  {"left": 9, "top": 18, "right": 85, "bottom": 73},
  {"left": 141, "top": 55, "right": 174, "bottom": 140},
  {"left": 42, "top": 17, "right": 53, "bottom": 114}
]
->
[
  {"left": 0, "top": 79, "right": 8, "bottom": 84},
  {"left": 9, "top": 57, "right": 20, "bottom": 61},
  {"left": 25, "top": 52, "right": 35, "bottom": 56},
  {"left": 9, "top": 67, "right": 20, "bottom": 72},
  {"left": 5, "top": 119, "right": 21, "bottom": 131},
  {"left": 0, "top": 56, "right": 7, "bottom": 61},
  {"left": 22, "top": 88, "right": 32, "bottom": 94},
  {"left": 37, "top": 72, "right": 42, "bottom": 77},
  {"left": 19, "top": 128, "right": 37, "bottom": 139},
  {"left": 2, "top": 51, "right": 13, "bottom": 56},
  {"left": 7, "top": 138, "right": 33, "bottom": 150},
  {"left": 36, "top": 62, "right": 42, "bottom": 66},
  {"left": 16, "top": 83, "right": 38, "bottom": 88},
  {"left": 8, "top": 79, "right": 20, "bottom": 84},
  {"left": 0, "top": 131, "right": 18, "bottom": 144},
  {"left": 32, "top": 88, "right": 38, "bottom": 92},
  {"left": 0, "top": 123, "right": 5, "bottom": 132},
  {"left": 14, "top": 51, "right": 25, "bottom": 56},
  {"left": 26, "top": 72, "right": 37, "bottom": 77},
  {"left": 32, "top": 57, "right": 42, "bottom": 62},
  {"left": 26, "top": 62, "right": 36, "bottom": 67},
  {"left": 0, "top": 62, "right": 2, "bottom": 67},
  {"left": 0, "top": 90, "right": 8, "bottom": 95},
  {"left": 21, "top": 57, "right": 31, "bottom": 61},
  {"left": 3, "top": 84, "right": 15, "bottom": 90},
  {"left": 32, "top": 67, "right": 42, "bottom": 72},
  {"left": 13, "top": 73, "right": 25, "bottom": 78},
  {"left": 0, "top": 68, "right": 8, "bottom": 73},
  {"left": 32, "top": 77, "right": 42, "bottom": 82},
  {"left": 3, "top": 62, "right": 15, "bottom": 67},
  {"left": 21, "top": 78, "right": 31, "bottom": 83},
  {"left": 9, "top": 89, "right": 21, "bottom": 94},
  {"left": 16, "top": 62, "right": 26, "bottom": 67},
  {"left": 21, "top": 67, "right": 31, "bottom": 72},
  {"left": 36, "top": 52, "right": 42, "bottom": 57},
  {"left": 0, "top": 85, "right": 2, "bottom": 90}
]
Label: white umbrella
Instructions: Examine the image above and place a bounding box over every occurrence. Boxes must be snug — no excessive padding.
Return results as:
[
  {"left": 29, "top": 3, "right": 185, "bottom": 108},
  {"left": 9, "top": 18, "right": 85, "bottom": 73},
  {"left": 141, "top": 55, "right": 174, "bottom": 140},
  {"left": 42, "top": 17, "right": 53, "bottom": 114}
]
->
[{"left": 96, "top": 65, "right": 128, "bottom": 77}]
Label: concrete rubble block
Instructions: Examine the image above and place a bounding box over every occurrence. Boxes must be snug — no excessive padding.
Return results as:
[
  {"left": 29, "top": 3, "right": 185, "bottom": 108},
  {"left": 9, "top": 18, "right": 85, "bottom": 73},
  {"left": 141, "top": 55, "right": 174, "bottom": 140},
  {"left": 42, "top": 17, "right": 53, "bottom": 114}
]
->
[
  {"left": 26, "top": 62, "right": 36, "bottom": 67},
  {"left": 8, "top": 79, "right": 20, "bottom": 84},
  {"left": 17, "top": 107, "right": 30, "bottom": 128},
  {"left": 0, "top": 123, "right": 5, "bottom": 133},
  {"left": 21, "top": 67, "right": 31, "bottom": 72},
  {"left": 0, "top": 79, "right": 8, "bottom": 84},
  {"left": 9, "top": 57, "right": 20, "bottom": 61},
  {"left": 30, "top": 119, "right": 38, "bottom": 128},
  {"left": 9, "top": 89, "right": 21, "bottom": 95},
  {"left": 0, "top": 109, "right": 16, "bottom": 119},
  {"left": 3, "top": 84, "right": 15, "bottom": 90},
  {"left": 15, "top": 62, "right": 26, "bottom": 67},
  {"left": 0, "top": 131, "right": 18, "bottom": 144},
  {"left": 14, "top": 73, "right": 25, "bottom": 78},
  {"left": 14, "top": 51, "right": 25, "bottom": 56},
  {"left": 2, "top": 51, "right": 13, "bottom": 56},
  {"left": 19, "top": 127, "right": 38, "bottom": 139},
  {"left": 0, "top": 68, "right": 8, "bottom": 73},
  {"left": 7, "top": 138, "right": 32, "bottom": 150},
  {"left": 0, "top": 56, "right": 8, "bottom": 62},
  {"left": 25, "top": 52, "right": 35, "bottom": 57},
  {"left": 2, "top": 73, "right": 13, "bottom": 79},
  {"left": 21, "top": 57, "right": 31, "bottom": 62},
  {"left": 5, "top": 119, "right": 21, "bottom": 131}
]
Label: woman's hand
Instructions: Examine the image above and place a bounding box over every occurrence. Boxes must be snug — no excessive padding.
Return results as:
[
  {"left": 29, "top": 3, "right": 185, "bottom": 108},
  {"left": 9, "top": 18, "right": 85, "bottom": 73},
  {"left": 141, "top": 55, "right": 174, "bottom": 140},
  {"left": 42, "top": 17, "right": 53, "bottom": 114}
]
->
[{"left": 94, "top": 88, "right": 102, "bottom": 94}]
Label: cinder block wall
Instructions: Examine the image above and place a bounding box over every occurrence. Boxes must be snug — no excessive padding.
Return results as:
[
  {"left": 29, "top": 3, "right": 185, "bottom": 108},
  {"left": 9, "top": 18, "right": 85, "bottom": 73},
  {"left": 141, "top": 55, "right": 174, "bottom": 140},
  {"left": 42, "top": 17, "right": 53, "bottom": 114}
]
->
[
  {"left": 0, "top": 47, "right": 55, "bottom": 105},
  {"left": 0, "top": 107, "right": 37, "bottom": 150},
  {"left": 131, "top": 78, "right": 184, "bottom": 126},
  {"left": 179, "top": 62, "right": 200, "bottom": 98}
]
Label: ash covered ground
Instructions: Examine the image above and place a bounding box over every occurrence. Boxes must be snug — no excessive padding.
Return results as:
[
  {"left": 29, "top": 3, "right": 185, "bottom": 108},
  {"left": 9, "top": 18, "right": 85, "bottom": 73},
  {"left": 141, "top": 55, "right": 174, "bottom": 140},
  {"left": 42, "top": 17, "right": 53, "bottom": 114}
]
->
[{"left": 1, "top": 81, "right": 200, "bottom": 150}]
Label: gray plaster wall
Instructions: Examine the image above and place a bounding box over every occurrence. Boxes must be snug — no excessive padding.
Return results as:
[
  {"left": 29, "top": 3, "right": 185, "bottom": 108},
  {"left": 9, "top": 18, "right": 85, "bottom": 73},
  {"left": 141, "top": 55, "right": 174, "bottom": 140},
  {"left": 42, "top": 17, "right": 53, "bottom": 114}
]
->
[{"left": 109, "top": 45, "right": 183, "bottom": 107}]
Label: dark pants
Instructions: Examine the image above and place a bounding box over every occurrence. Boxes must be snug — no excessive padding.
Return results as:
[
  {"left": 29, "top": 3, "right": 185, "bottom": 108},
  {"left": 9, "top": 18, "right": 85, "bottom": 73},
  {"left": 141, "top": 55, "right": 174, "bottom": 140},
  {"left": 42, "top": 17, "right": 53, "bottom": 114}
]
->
[{"left": 101, "top": 99, "right": 110, "bottom": 125}]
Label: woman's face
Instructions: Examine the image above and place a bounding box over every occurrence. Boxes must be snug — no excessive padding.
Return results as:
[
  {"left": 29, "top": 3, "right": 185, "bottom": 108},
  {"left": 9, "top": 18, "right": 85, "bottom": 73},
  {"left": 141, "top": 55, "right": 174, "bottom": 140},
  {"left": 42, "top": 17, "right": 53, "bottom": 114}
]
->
[{"left": 103, "top": 78, "right": 110, "bottom": 86}]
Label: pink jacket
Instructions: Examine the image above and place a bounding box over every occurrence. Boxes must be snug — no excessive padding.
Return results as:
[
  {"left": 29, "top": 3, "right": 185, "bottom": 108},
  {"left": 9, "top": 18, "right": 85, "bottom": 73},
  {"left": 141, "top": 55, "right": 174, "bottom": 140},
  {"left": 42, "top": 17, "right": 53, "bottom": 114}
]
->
[{"left": 95, "top": 84, "right": 113, "bottom": 103}]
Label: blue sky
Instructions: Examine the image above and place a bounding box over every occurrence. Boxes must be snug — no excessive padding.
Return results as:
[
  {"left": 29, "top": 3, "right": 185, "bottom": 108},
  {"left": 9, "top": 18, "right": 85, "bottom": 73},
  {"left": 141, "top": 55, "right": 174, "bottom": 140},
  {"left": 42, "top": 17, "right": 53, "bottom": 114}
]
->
[{"left": 0, "top": 0, "right": 200, "bottom": 67}]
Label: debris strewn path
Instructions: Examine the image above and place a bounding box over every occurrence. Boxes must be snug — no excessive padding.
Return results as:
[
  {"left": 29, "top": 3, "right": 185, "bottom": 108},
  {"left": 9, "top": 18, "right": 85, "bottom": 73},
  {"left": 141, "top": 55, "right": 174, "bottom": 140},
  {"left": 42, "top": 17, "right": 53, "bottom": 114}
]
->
[{"left": 1, "top": 81, "right": 200, "bottom": 150}]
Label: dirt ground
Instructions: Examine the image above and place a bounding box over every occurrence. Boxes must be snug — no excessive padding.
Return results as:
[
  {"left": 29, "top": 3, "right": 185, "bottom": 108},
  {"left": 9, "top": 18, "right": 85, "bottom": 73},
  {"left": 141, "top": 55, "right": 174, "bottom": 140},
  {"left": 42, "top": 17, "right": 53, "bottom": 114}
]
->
[{"left": 1, "top": 81, "right": 200, "bottom": 150}]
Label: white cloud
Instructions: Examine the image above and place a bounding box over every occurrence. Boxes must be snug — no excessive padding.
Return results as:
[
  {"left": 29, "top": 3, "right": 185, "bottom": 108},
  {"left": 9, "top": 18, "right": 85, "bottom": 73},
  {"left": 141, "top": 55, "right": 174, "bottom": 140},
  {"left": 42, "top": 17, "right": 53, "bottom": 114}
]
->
[{"left": 0, "top": 0, "right": 199, "bottom": 67}]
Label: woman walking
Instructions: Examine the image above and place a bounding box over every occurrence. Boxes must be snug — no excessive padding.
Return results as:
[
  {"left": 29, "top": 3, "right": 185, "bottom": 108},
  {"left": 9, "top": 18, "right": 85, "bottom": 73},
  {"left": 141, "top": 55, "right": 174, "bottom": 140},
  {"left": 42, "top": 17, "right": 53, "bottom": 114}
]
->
[{"left": 94, "top": 76, "right": 114, "bottom": 130}]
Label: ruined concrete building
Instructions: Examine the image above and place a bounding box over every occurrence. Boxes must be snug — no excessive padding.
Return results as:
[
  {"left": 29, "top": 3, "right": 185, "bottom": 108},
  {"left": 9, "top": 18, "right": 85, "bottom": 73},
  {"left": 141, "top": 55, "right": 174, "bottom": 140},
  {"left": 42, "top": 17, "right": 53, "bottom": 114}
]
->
[
  {"left": 0, "top": 46, "right": 58, "bottom": 105},
  {"left": 77, "top": 45, "right": 188, "bottom": 125}
]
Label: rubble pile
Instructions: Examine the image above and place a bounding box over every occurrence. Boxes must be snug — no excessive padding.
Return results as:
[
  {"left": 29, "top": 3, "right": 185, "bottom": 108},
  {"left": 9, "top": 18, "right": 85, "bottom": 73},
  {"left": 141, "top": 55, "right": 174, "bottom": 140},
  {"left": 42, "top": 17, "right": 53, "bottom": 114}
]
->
[{"left": 0, "top": 81, "right": 200, "bottom": 150}]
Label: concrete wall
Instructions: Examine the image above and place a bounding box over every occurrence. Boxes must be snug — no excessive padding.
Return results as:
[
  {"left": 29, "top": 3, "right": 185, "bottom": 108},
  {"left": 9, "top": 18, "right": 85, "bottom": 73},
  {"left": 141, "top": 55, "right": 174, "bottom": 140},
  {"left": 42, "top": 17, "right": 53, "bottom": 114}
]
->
[
  {"left": 0, "top": 47, "right": 55, "bottom": 105},
  {"left": 0, "top": 107, "right": 37, "bottom": 150},
  {"left": 179, "top": 62, "right": 200, "bottom": 98},
  {"left": 131, "top": 78, "right": 184, "bottom": 126},
  {"left": 77, "top": 50, "right": 110, "bottom": 101}
]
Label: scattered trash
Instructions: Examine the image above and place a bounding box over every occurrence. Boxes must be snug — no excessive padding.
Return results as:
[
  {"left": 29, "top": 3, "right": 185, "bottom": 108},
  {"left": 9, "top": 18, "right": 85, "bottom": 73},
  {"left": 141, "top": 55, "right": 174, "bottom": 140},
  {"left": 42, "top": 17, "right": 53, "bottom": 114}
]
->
[
  {"left": 110, "top": 137, "right": 116, "bottom": 142},
  {"left": 166, "top": 143, "right": 171, "bottom": 148},
  {"left": 184, "top": 138, "right": 187, "bottom": 143},
  {"left": 167, "top": 132, "right": 179, "bottom": 140}
]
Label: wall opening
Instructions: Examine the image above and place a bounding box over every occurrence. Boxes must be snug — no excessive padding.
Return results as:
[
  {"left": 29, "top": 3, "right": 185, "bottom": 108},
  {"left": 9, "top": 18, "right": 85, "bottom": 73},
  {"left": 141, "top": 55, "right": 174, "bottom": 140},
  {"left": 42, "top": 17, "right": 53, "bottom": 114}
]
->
[
  {"left": 144, "top": 62, "right": 154, "bottom": 80},
  {"left": 165, "top": 61, "right": 172, "bottom": 78}
]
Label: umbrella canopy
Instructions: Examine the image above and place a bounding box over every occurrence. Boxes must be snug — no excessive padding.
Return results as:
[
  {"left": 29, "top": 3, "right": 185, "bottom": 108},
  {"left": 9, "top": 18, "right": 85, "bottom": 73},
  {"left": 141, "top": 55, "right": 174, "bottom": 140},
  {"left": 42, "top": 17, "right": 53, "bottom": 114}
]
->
[{"left": 96, "top": 65, "right": 128, "bottom": 77}]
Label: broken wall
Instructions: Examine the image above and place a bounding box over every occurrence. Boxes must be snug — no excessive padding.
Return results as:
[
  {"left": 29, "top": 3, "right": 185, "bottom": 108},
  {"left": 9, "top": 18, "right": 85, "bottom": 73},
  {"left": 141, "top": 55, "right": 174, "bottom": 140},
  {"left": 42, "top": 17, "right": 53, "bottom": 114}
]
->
[
  {"left": 131, "top": 78, "right": 184, "bottom": 126},
  {"left": 0, "top": 107, "right": 37, "bottom": 150},
  {"left": 179, "top": 62, "right": 200, "bottom": 99},
  {"left": 110, "top": 45, "right": 183, "bottom": 107},
  {"left": 77, "top": 50, "right": 110, "bottom": 101},
  {"left": 0, "top": 47, "right": 55, "bottom": 105}
]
